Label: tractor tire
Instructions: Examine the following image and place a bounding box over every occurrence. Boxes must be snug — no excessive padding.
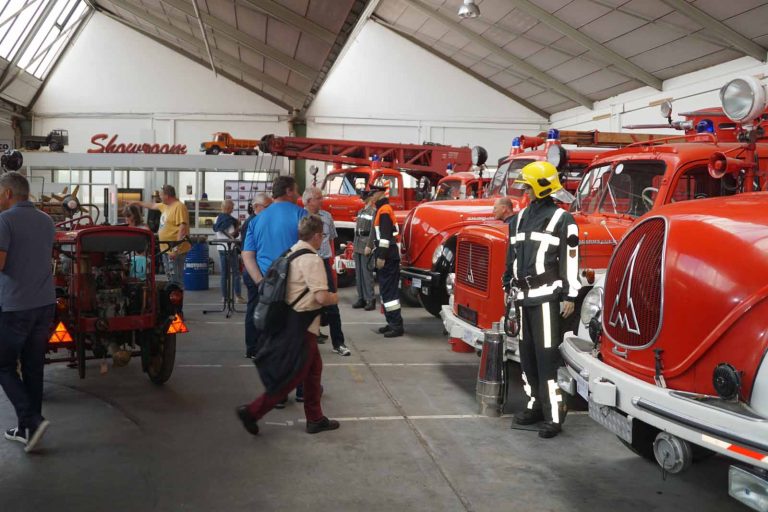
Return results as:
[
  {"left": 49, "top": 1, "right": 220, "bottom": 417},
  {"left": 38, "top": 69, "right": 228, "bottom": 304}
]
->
[{"left": 147, "top": 333, "right": 176, "bottom": 385}]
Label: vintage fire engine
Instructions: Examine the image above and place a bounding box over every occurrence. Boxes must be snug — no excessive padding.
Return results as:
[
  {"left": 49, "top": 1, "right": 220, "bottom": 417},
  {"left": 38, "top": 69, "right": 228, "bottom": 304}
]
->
[
  {"left": 49, "top": 206, "right": 188, "bottom": 384},
  {"left": 400, "top": 129, "right": 660, "bottom": 316},
  {"left": 444, "top": 78, "right": 768, "bottom": 364},
  {"left": 559, "top": 76, "right": 768, "bottom": 510},
  {"left": 258, "top": 134, "right": 482, "bottom": 282}
]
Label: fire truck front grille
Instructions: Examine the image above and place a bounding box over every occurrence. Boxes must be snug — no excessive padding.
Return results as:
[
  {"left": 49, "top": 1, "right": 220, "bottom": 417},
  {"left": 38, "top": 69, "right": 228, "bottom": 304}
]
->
[
  {"left": 603, "top": 217, "right": 666, "bottom": 348},
  {"left": 456, "top": 241, "right": 490, "bottom": 292}
]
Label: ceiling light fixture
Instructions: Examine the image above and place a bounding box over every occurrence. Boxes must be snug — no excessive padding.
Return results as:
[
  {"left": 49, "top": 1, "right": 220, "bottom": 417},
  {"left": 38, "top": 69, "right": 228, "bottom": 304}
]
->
[{"left": 458, "top": 0, "right": 480, "bottom": 19}]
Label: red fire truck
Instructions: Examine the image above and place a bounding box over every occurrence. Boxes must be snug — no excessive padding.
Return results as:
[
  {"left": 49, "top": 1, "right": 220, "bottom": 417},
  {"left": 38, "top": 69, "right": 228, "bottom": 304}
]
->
[
  {"left": 258, "top": 135, "right": 481, "bottom": 281},
  {"left": 400, "top": 130, "right": 664, "bottom": 316},
  {"left": 558, "top": 75, "right": 768, "bottom": 510},
  {"left": 444, "top": 79, "right": 768, "bottom": 362}
]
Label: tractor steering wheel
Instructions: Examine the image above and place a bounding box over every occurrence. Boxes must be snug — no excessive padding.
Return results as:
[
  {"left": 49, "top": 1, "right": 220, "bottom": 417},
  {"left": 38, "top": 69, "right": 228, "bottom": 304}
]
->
[{"left": 641, "top": 187, "right": 658, "bottom": 211}]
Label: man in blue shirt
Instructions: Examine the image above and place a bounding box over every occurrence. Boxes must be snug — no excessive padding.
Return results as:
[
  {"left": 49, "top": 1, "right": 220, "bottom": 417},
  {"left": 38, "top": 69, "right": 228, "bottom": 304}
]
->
[
  {"left": 241, "top": 192, "right": 272, "bottom": 358},
  {"left": 0, "top": 172, "right": 55, "bottom": 453}
]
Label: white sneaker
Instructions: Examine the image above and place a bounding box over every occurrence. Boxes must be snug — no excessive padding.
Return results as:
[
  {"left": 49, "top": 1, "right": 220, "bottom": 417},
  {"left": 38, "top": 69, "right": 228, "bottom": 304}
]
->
[{"left": 332, "top": 345, "right": 351, "bottom": 356}]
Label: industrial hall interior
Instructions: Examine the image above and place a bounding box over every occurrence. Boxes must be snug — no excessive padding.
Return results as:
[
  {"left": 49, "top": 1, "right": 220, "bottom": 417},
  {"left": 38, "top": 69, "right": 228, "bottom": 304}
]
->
[{"left": 1, "top": 0, "right": 768, "bottom": 510}]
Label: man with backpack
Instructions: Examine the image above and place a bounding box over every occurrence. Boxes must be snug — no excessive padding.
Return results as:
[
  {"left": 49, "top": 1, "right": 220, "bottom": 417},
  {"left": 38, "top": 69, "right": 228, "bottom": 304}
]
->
[{"left": 236, "top": 215, "right": 340, "bottom": 435}]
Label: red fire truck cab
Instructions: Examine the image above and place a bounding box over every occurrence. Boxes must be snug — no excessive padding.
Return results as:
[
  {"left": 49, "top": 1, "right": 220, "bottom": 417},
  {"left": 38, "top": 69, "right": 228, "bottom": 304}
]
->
[{"left": 559, "top": 75, "right": 768, "bottom": 511}]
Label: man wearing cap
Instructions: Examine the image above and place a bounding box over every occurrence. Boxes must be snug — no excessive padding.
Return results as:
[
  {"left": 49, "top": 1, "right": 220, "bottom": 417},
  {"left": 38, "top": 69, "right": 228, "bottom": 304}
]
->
[
  {"left": 371, "top": 186, "right": 404, "bottom": 338},
  {"left": 502, "top": 161, "right": 580, "bottom": 439},
  {"left": 352, "top": 191, "right": 376, "bottom": 311}
]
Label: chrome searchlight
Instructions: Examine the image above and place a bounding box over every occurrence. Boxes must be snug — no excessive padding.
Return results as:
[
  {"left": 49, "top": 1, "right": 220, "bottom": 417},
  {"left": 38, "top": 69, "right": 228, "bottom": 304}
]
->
[{"left": 720, "top": 76, "right": 767, "bottom": 124}]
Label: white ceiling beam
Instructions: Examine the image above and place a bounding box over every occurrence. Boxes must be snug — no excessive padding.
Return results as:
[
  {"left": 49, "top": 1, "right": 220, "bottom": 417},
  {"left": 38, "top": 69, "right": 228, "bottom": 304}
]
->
[
  {"left": 191, "top": 0, "right": 217, "bottom": 77},
  {"left": 374, "top": 17, "right": 550, "bottom": 119},
  {"left": 237, "top": 0, "right": 337, "bottom": 45},
  {"left": 401, "top": 0, "right": 593, "bottom": 109},
  {"left": 156, "top": 0, "right": 319, "bottom": 78},
  {"left": 659, "top": 0, "right": 767, "bottom": 62},
  {"left": 107, "top": 0, "right": 307, "bottom": 104},
  {"left": 0, "top": 0, "right": 57, "bottom": 91},
  {"left": 508, "top": 0, "right": 662, "bottom": 90}
]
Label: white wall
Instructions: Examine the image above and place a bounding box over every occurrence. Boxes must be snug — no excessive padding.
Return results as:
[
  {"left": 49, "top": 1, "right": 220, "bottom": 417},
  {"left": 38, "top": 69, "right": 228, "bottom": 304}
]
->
[
  {"left": 32, "top": 13, "right": 290, "bottom": 156},
  {"left": 306, "top": 20, "right": 548, "bottom": 177},
  {"left": 551, "top": 57, "right": 768, "bottom": 134}
]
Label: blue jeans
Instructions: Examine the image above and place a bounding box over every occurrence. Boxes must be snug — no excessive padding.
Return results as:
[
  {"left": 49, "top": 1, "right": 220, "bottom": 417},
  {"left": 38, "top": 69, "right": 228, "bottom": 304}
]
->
[
  {"left": 0, "top": 305, "right": 55, "bottom": 430},
  {"left": 219, "top": 251, "right": 242, "bottom": 298}
]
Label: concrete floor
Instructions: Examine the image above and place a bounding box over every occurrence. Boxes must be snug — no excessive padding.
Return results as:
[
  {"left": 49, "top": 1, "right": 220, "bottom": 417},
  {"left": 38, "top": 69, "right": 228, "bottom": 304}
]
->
[{"left": 0, "top": 284, "right": 745, "bottom": 512}]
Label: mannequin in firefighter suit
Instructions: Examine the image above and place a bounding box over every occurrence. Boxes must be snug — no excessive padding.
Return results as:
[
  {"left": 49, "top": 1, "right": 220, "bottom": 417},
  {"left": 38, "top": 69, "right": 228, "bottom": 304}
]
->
[
  {"left": 502, "top": 161, "right": 580, "bottom": 439},
  {"left": 371, "top": 187, "right": 404, "bottom": 338}
]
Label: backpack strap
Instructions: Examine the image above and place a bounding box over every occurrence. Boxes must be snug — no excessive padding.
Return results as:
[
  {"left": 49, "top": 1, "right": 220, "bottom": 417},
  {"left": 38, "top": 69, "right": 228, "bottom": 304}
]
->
[{"left": 286, "top": 248, "right": 316, "bottom": 308}]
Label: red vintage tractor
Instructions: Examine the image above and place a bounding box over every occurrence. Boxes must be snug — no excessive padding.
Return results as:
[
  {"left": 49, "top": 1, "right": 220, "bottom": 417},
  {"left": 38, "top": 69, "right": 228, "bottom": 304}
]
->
[{"left": 49, "top": 207, "right": 188, "bottom": 384}]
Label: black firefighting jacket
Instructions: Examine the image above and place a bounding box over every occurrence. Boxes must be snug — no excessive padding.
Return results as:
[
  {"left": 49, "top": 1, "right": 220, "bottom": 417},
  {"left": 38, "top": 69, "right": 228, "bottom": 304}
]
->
[
  {"left": 373, "top": 197, "right": 399, "bottom": 261},
  {"left": 502, "top": 197, "right": 580, "bottom": 306}
]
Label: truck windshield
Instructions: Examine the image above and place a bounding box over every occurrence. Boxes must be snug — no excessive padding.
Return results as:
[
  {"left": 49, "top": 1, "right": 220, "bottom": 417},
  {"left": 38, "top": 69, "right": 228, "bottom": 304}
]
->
[
  {"left": 214, "top": 133, "right": 226, "bottom": 142},
  {"left": 488, "top": 159, "right": 535, "bottom": 197},
  {"left": 323, "top": 172, "right": 368, "bottom": 195},
  {"left": 573, "top": 161, "right": 666, "bottom": 217},
  {"left": 434, "top": 180, "right": 462, "bottom": 200}
]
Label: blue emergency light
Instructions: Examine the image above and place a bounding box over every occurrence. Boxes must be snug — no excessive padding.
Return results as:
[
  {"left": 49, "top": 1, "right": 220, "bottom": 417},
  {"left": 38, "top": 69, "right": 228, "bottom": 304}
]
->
[
  {"left": 512, "top": 137, "right": 521, "bottom": 148},
  {"left": 547, "top": 128, "right": 560, "bottom": 140},
  {"left": 696, "top": 119, "right": 715, "bottom": 133}
]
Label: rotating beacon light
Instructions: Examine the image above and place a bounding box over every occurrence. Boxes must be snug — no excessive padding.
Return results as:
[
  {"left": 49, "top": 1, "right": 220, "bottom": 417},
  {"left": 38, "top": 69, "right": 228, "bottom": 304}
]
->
[{"left": 458, "top": 0, "right": 480, "bottom": 19}]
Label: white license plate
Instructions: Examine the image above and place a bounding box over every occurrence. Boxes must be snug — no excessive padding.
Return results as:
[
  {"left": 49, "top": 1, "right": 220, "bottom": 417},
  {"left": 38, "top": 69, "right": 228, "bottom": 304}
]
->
[
  {"left": 576, "top": 373, "right": 589, "bottom": 400},
  {"left": 343, "top": 259, "right": 355, "bottom": 269},
  {"left": 461, "top": 329, "right": 475, "bottom": 344},
  {"left": 412, "top": 278, "right": 422, "bottom": 288}
]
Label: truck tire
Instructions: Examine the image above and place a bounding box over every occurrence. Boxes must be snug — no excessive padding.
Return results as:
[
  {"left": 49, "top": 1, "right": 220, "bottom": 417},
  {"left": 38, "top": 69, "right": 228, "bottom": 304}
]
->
[
  {"left": 207, "top": 146, "right": 220, "bottom": 155},
  {"left": 618, "top": 419, "right": 659, "bottom": 461},
  {"left": 418, "top": 286, "right": 445, "bottom": 317},
  {"left": 147, "top": 332, "right": 176, "bottom": 385},
  {"left": 400, "top": 285, "right": 420, "bottom": 307},
  {"left": 49, "top": 142, "right": 62, "bottom": 152}
]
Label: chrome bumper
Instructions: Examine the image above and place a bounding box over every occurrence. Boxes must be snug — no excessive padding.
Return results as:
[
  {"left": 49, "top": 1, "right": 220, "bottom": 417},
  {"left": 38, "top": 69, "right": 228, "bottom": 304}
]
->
[
  {"left": 440, "top": 305, "right": 519, "bottom": 362},
  {"left": 559, "top": 336, "right": 768, "bottom": 471}
]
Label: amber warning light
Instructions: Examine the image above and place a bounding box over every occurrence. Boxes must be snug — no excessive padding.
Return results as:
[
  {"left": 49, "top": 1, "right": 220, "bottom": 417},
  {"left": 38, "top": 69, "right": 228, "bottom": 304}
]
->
[
  {"left": 167, "top": 314, "right": 188, "bottom": 335},
  {"left": 49, "top": 322, "right": 73, "bottom": 343}
]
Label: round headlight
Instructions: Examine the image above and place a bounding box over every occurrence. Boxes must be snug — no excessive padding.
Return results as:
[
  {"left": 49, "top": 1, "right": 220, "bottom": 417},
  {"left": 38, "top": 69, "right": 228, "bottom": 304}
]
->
[
  {"left": 580, "top": 286, "right": 604, "bottom": 325},
  {"left": 546, "top": 144, "right": 567, "bottom": 170},
  {"left": 472, "top": 146, "right": 488, "bottom": 166},
  {"left": 432, "top": 245, "right": 444, "bottom": 265},
  {"left": 720, "top": 77, "right": 766, "bottom": 123},
  {"left": 445, "top": 272, "right": 455, "bottom": 295}
]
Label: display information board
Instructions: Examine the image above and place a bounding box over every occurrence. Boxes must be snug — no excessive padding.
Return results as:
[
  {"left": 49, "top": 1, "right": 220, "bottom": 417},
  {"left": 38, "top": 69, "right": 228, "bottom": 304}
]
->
[{"left": 224, "top": 180, "right": 272, "bottom": 222}]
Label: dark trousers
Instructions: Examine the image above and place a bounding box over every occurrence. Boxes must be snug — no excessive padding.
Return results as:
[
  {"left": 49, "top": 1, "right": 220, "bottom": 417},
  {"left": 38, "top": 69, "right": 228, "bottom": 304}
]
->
[
  {"left": 353, "top": 252, "right": 375, "bottom": 302},
  {"left": 219, "top": 251, "right": 242, "bottom": 298},
  {"left": 243, "top": 272, "right": 260, "bottom": 356},
  {"left": 0, "top": 305, "right": 55, "bottom": 430},
  {"left": 378, "top": 258, "right": 403, "bottom": 329},
  {"left": 247, "top": 333, "right": 324, "bottom": 422},
  {"left": 518, "top": 300, "right": 565, "bottom": 424},
  {"left": 322, "top": 258, "right": 344, "bottom": 349}
]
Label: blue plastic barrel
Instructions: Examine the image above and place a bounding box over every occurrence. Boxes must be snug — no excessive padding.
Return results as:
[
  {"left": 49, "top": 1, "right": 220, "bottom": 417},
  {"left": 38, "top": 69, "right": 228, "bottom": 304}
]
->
[{"left": 183, "top": 242, "right": 209, "bottom": 290}]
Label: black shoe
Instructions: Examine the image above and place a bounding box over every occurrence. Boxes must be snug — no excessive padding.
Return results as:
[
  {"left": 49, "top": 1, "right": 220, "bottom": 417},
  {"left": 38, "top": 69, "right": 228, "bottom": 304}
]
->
[
  {"left": 538, "top": 422, "right": 562, "bottom": 439},
  {"left": 306, "top": 417, "right": 340, "bottom": 434},
  {"left": 378, "top": 325, "right": 392, "bottom": 334},
  {"left": 4, "top": 426, "right": 27, "bottom": 445},
  {"left": 296, "top": 394, "right": 304, "bottom": 403},
  {"left": 317, "top": 332, "right": 328, "bottom": 344},
  {"left": 352, "top": 299, "right": 365, "bottom": 309},
  {"left": 236, "top": 406, "right": 260, "bottom": 435},
  {"left": 383, "top": 328, "right": 404, "bottom": 338},
  {"left": 273, "top": 398, "right": 288, "bottom": 409},
  {"left": 364, "top": 300, "right": 376, "bottom": 311},
  {"left": 513, "top": 409, "right": 544, "bottom": 426}
]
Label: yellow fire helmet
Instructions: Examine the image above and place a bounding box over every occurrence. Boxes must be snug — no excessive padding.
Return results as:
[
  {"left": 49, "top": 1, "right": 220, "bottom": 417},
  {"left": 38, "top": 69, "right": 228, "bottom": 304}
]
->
[{"left": 513, "top": 161, "right": 574, "bottom": 203}]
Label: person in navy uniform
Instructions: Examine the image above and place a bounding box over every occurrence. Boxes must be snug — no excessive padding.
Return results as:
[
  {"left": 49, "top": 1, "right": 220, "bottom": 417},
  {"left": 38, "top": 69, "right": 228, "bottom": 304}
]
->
[
  {"left": 371, "top": 186, "right": 404, "bottom": 338},
  {"left": 503, "top": 161, "right": 580, "bottom": 439}
]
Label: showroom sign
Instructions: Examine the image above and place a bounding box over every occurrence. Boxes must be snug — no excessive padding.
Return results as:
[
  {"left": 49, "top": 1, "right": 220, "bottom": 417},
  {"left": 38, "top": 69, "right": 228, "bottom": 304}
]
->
[{"left": 88, "top": 133, "right": 188, "bottom": 154}]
